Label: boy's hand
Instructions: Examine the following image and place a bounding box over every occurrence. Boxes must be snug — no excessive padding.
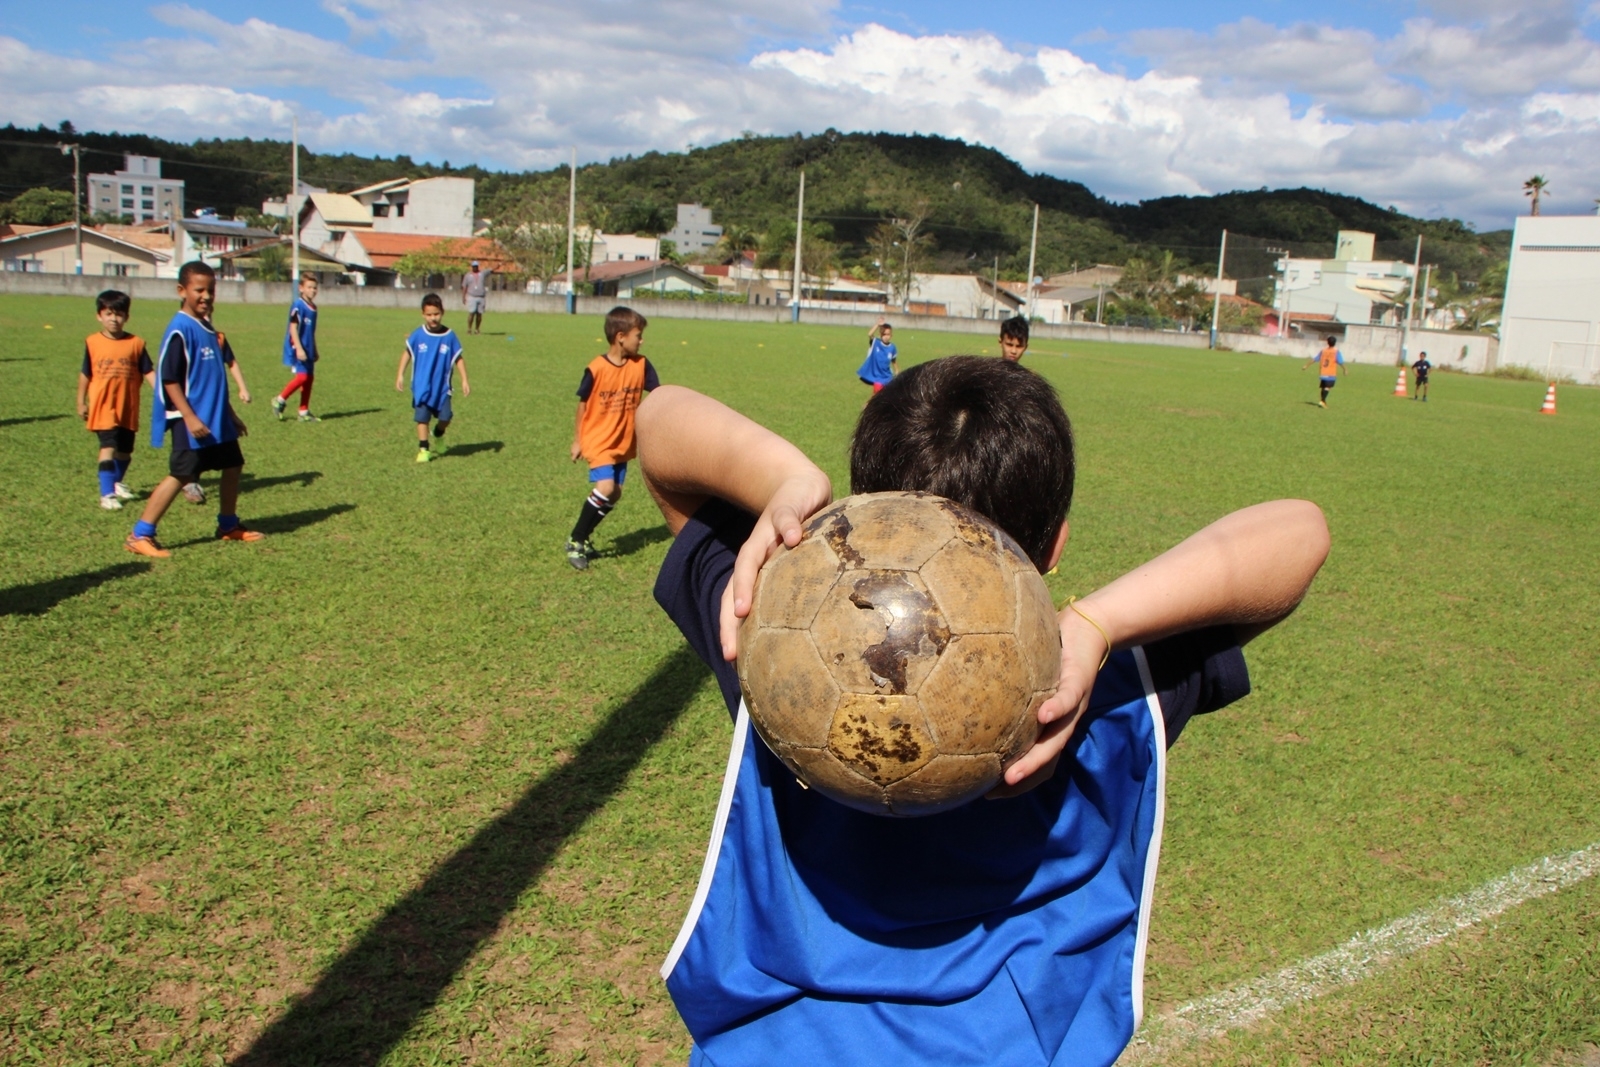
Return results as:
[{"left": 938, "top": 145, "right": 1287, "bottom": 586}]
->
[
  {"left": 718, "top": 471, "right": 833, "bottom": 662},
  {"left": 238, "top": 387, "right": 252, "bottom": 404},
  {"left": 461, "top": 382, "right": 471, "bottom": 397},
  {"left": 570, "top": 440, "right": 583, "bottom": 463},
  {"left": 77, "top": 402, "right": 88, "bottom": 421},
  {"left": 185, "top": 416, "right": 213, "bottom": 440},
  {"left": 395, "top": 378, "right": 405, "bottom": 391},
  {"left": 987, "top": 605, "right": 1108, "bottom": 798}
]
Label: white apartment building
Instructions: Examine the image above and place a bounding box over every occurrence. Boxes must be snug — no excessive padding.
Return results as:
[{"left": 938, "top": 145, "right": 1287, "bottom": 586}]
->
[
  {"left": 87, "top": 155, "right": 184, "bottom": 224},
  {"left": 666, "top": 203, "right": 722, "bottom": 255},
  {"left": 1499, "top": 214, "right": 1600, "bottom": 383},
  {"left": 1274, "top": 230, "right": 1413, "bottom": 326},
  {"left": 593, "top": 233, "right": 660, "bottom": 262},
  {"left": 297, "top": 176, "right": 476, "bottom": 260}
]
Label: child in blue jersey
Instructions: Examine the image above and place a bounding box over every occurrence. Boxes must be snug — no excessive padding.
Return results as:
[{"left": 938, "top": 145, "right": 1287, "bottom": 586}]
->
[
  {"left": 272, "top": 273, "right": 320, "bottom": 422},
  {"left": 396, "top": 292, "right": 470, "bottom": 463},
  {"left": 857, "top": 320, "right": 897, "bottom": 394},
  {"left": 633, "top": 358, "right": 1330, "bottom": 1067},
  {"left": 125, "top": 261, "right": 262, "bottom": 558}
]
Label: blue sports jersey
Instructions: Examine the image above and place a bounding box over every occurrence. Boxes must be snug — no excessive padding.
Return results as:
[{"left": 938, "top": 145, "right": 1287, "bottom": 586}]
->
[
  {"left": 654, "top": 500, "right": 1251, "bottom": 1067},
  {"left": 282, "top": 296, "right": 318, "bottom": 370},
  {"left": 152, "top": 311, "right": 236, "bottom": 448},
  {"left": 406, "top": 325, "right": 463, "bottom": 409},
  {"left": 857, "top": 338, "right": 897, "bottom": 385}
]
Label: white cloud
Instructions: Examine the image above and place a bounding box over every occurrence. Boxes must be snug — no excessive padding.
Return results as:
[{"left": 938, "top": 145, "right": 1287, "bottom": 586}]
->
[{"left": 4, "top": 2, "right": 1600, "bottom": 227}]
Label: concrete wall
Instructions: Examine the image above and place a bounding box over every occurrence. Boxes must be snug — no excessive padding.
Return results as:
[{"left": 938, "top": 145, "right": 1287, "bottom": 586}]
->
[
  {"left": 1500, "top": 215, "right": 1600, "bottom": 384},
  {"left": 1223, "top": 324, "right": 1498, "bottom": 373}
]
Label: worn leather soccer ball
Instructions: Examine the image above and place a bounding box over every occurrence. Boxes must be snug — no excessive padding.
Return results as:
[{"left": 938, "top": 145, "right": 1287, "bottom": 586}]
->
[{"left": 738, "top": 491, "right": 1060, "bottom": 816}]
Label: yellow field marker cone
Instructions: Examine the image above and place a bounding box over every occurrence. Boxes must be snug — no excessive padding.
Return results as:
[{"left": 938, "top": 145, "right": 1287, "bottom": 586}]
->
[
  {"left": 1540, "top": 382, "right": 1557, "bottom": 415},
  {"left": 1392, "top": 367, "right": 1408, "bottom": 397}
]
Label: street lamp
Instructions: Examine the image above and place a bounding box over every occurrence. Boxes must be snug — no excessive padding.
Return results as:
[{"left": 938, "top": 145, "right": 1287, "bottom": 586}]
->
[{"left": 59, "top": 142, "right": 82, "bottom": 275}]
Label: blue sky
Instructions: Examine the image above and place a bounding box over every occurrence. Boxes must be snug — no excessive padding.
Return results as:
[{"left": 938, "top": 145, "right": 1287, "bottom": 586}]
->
[{"left": 3, "top": 1, "right": 1598, "bottom": 225}]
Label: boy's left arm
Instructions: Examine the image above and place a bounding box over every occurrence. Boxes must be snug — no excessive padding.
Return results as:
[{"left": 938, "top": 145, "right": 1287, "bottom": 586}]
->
[
  {"left": 227, "top": 354, "right": 252, "bottom": 404},
  {"left": 455, "top": 356, "right": 470, "bottom": 397},
  {"left": 993, "top": 500, "right": 1330, "bottom": 795}
]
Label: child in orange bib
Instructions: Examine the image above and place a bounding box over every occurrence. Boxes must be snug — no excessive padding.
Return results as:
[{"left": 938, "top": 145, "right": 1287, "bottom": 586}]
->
[
  {"left": 565, "top": 306, "right": 660, "bottom": 570},
  {"left": 76, "top": 289, "right": 155, "bottom": 510}
]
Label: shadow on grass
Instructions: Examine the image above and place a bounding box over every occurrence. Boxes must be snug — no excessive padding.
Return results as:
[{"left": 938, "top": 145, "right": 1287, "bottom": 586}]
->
[
  {"left": 0, "top": 357, "right": 45, "bottom": 364},
  {"left": 165, "top": 504, "right": 357, "bottom": 549},
  {"left": 317, "top": 408, "right": 384, "bottom": 422},
  {"left": 234, "top": 645, "right": 711, "bottom": 1067},
  {"left": 440, "top": 440, "right": 503, "bottom": 459},
  {"left": 0, "top": 413, "right": 68, "bottom": 428},
  {"left": 600, "top": 524, "right": 672, "bottom": 560},
  {"left": 240, "top": 471, "right": 324, "bottom": 493},
  {"left": 0, "top": 561, "right": 151, "bottom": 617}
]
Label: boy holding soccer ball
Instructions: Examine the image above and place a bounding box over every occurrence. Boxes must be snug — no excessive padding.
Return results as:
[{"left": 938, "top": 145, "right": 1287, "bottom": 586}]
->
[{"left": 634, "top": 357, "right": 1329, "bottom": 1067}]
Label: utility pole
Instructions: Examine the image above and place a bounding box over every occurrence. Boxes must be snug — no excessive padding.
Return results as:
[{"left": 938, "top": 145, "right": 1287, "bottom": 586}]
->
[
  {"left": 58, "top": 142, "right": 82, "bottom": 274},
  {"left": 1024, "top": 202, "right": 1039, "bottom": 322},
  {"left": 1420, "top": 263, "right": 1433, "bottom": 331},
  {"left": 290, "top": 116, "right": 300, "bottom": 280},
  {"left": 1209, "top": 229, "right": 1227, "bottom": 348},
  {"left": 566, "top": 147, "right": 577, "bottom": 314},
  {"left": 791, "top": 169, "right": 805, "bottom": 323},
  {"left": 1400, "top": 235, "right": 1422, "bottom": 362},
  {"left": 992, "top": 256, "right": 999, "bottom": 320},
  {"left": 1095, "top": 279, "right": 1105, "bottom": 325}
]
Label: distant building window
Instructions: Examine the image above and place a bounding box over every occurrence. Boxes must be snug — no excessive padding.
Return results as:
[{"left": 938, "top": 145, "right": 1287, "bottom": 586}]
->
[
  {"left": 121, "top": 184, "right": 133, "bottom": 194},
  {"left": 141, "top": 200, "right": 154, "bottom": 211},
  {"left": 103, "top": 263, "right": 139, "bottom": 277},
  {"left": 121, "top": 198, "right": 134, "bottom": 209},
  {"left": 372, "top": 204, "right": 390, "bottom": 217},
  {"left": 141, "top": 186, "right": 153, "bottom": 196},
  {"left": 4, "top": 258, "right": 44, "bottom": 273},
  {"left": 396, "top": 203, "right": 405, "bottom": 217},
  {"left": 100, "top": 197, "right": 111, "bottom": 205}
]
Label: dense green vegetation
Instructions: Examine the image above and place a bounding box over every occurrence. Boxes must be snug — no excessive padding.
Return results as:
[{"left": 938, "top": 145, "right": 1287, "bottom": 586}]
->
[
  {"left": 2, "top": 123, "right": 1507, "bottom": 288},
  {"left": 2, "top": 295, "right": 1597, "bottom": 1065}
]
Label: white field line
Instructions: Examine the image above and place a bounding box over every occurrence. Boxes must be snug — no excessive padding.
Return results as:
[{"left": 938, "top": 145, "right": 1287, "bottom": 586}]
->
[{"left": 1122, "top": 840, "right": 1600, "bottom": 1062}]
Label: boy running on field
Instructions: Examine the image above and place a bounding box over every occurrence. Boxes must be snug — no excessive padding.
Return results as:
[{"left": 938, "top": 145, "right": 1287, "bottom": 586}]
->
[
  {"left": 76, "top": 289, "right": 153, "bottom": 510},
  {"left": 999, "top": 314, "right": 1029, "bottom": 361},
  {"left": 857, "top": 320, "right": 897, "bottom": 394},
  {"left": 1303, "top": 334, "right": 1346, "bottom": 407},
  {"left": 272, "top": 273, "right": 321, "bottom": 422},
  {"left": 125, "top": 261, "right": 262, "bottom": 558},
  {"left": 565, "top": 306, "right": 659, "bottom": 570},
  {"left": 1412, "top": 351, "right": 1431, "bottom": 401},
  {"left": 396, "top": 293, "right": 469, "bottom": 463},
  {"left": 633, "top": 358, "right": 1329, "bottom": 1066}
]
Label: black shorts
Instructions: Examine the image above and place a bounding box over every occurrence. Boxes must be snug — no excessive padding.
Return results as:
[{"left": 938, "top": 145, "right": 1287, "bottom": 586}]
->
[
  {"left": 94, "top": 427, "right": 135, "bottom": 452},
  {"left": 168, "top": 420, "right": 244, "bottom": 480}
]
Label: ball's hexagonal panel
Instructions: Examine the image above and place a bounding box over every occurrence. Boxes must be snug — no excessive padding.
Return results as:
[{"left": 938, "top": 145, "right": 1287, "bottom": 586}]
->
[
  {"left": 749, "top": 532, "right": 841, "bottom": 630},
  {"left": 1014, "top": 570, "right": 1062, "bottom": 694},
  {"left": 811, "top": 569, "right": 949, "bottom": 695},
  {"left": 821, "top": 493, "right": 955, "bottom": 572},
  {"left": 885, "top": 753, "right": 1004, "bottom": 816},
  {"left": 774, "top": 741, "right": 889, "bottom": 815},
  {"left": 920, "top": 536, "right": 1019, "bottom": 634},
  {"left": 828, "top": 692, "right": 935, "bottom": 784},
  {"left": 917, "top": 633, "right": 1032, "bottom": 755},
  {"left": 739, "top": 627, "right": 841, "bottom": 749},
  {"left": 1001, "top": 690, "right": 1048, "bottom": 762}
]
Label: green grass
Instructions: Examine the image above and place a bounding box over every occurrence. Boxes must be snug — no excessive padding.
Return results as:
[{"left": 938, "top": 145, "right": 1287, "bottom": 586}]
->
[{"left": 2, "top": 293, "right": 1597, "bottom": 1065}]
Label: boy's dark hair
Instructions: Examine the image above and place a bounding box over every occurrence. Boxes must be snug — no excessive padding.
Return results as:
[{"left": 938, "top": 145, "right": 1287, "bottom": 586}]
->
[
  {"left": 177, "top": 260, "right": 214, "bottom": 286},
  {"left": 300, "top": 272, "right": 318, "bottom": 285},
  {"left": 605, "top": 306, "right": 648, "bottom": 344},
  {"left": 1327, "top": 335, "right": 1338, "bottom": 346},
  {"left": 1000, "top": 316, "right": 1029, "bottom": 345},
  {"left": 421, "top": 292, "right": 444, "bottom": 311},
  {"left": 850, "top": 356, "right": 1074, "bottom": 570},
  {"left": 96, "top": 290, "right": 131, "bottom": 315}
]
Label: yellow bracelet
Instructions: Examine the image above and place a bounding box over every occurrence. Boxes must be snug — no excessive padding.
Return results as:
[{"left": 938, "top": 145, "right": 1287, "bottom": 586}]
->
[{"left": 1065, "top": 596, "right": 1111, "bottom": 670}]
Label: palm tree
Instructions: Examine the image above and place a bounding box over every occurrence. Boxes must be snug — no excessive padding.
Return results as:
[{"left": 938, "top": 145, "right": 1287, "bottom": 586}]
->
[{"left": 1523, "top": 175, "right": 1549, "bottom": 216}]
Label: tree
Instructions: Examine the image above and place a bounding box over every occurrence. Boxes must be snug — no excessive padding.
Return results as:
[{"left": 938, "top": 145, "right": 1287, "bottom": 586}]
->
[
  {"left": 1523, "top": 175, "right": 1549, "bottom": 216},
  {"left": 247, "top": 242, "right": 290, "bottom": 282},
  {"left": 0, "top": 187, "right": 76, "bottom": 225},
  {"left": 393, "top": 239, "right": 474, "bottom": 285},
  {"left": 486, "top": 187, "right": 576, "bottom": 292},
  {"left": 712, "top": 222, "right": 761, "bottom": 263},
  {"left": 866, "top": 201, "right": 935, "bottom": 308}
]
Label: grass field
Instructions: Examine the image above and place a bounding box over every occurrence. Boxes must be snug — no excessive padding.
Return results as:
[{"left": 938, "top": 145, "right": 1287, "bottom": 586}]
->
[{"left": 2, "top": 291, "right": 1598, "bottom": 1066}]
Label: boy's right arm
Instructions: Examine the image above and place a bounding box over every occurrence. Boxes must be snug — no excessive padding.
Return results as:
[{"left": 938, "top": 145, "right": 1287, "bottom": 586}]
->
[
  {"left": 76, "top": 372, "right": 90, "bottom": 421},
  {"left": 570, "top": 401, "right": 585, "bottom": 462},
  {"left": 637, "top": 386, "right": 832, "bottom": 662},
  {"left": 395, "top": 347, "right": 410, "bottom": 391},
  {"left": 164, "top": 381, "right": 210, "bottom": 439}
]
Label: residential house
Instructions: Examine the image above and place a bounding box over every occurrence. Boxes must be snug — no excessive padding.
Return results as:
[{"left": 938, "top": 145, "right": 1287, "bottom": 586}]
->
[
  {"left": 1272, "top": 230, "right": 1413, "bottom": 328},
  {"left": 215, "top": 239, "right": 349, "bottom": 285},
  {"left": 178, "top": 213, "right": 280, "bottom": 278},
  {"left": 339, "top": 232, "right": 513, "bottom": 288},
  {"left": 560, "top": 259, "right": 715, "bottom": 298},
  {"left": 592, "top": 233, "right": 660, "bottom": 262},
  {"left": 87, "top": 154, "right": 184, "bottom": 224},
  {"left": 347, "top": 177, "right": 474, "bottom": 237},
  {"left": 902, "top": 273, "right": 1025, "bottom": 319},
  {"left": 0, "top": 223, "right": 173, "bottom": 277}
]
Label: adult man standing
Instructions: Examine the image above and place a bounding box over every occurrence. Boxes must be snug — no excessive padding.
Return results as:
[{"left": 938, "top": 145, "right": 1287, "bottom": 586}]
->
[{"left": 461, "top": 260, "right": 491, "bottom": 335}]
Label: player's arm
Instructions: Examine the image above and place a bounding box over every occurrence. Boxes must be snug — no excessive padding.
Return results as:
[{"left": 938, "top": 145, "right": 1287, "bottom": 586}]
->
[
  {"left": 395, "top": 346, "right": 411, "bottom": 391},
  {"left": 165, "top": 381, "right": 210, "bottom": 439},
  {"left": 994, "top": 500, "right": 1329, "bottom": 793},
  {"left": 637, "top": 385, "right": 832, "bottom": 662},
  {"left": 570, "top": 401, "right": 585, "bottom": 462},
  {"left": 454, "top": 355, "right": 469, "bottom": 397},
  {"left": 288, "top": 311, "right": 309, "bottom": 362},
  {"left": 76, "top": 352, "right": 91, "bottom": 420},
  {"left": 226, "top": 351, "right": 251, "bottom": 404}
]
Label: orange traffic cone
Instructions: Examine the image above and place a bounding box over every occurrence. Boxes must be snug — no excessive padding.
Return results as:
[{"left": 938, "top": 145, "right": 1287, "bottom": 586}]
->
[
  {"left": 1392, "top": 367, "right": 1408, "bottom": 397},
  {"left": 1540, "top": 383, "right": 1557, "bottom": 415}
]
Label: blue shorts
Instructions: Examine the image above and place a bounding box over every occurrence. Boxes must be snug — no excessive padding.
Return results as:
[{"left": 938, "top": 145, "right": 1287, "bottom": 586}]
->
[
  {"left": 589, "top": 462, "right": 628, "bottom": 485},
  {"left": 1320, "top": 377, "right": 1337, "bottom": 387},
  {"left": 414, "top": 399, "right": 452, "bottom": 424}
]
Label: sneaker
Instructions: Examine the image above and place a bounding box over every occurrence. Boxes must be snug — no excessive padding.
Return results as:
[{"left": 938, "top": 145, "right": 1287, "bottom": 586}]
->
[
  {"left": 1318, "top": 400, "right": 1327, "bottom": 409},
  {"left": 112, "top": 481, "right": 136, "bottom": 500},
  {"left": 183, "top": 481, "right": 207, "bottom": 505},
  {"left": 124, "top": 533, "right": 171, "bottom": 558},
  {"left": 100, "top": 494, "right": 123, "bottom": 510},
  {"left": 565, "top": 539, "right": 591, "bottom": 571},
  {"left": 216, "top": 525, "right": 265, "bottom": 542},
  {"left": 271, "top": 396, "right": 287, "bottom": 420},
  {"left": 298, "top": 411, "right": 320, "bottom": 422},
  {"left": 415, "top": 448, "right": 433, "bottom": 463},
  {"left": 431, "top": 441, "right": 448, "bottom": 457}
]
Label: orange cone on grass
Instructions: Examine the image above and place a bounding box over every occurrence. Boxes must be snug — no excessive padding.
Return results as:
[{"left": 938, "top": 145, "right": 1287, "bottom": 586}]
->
[
  {"left": 1392, "top": 367, "right": 1408, "bottom": 397},
  {"left": 1540, "top": 382, "right": 1557, "bottom": 415}
]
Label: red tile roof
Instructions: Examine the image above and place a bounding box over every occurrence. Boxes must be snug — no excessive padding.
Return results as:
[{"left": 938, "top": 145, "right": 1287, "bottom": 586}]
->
[{"left": 353, "top": 233, "right": 514, "bottom": 270}]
